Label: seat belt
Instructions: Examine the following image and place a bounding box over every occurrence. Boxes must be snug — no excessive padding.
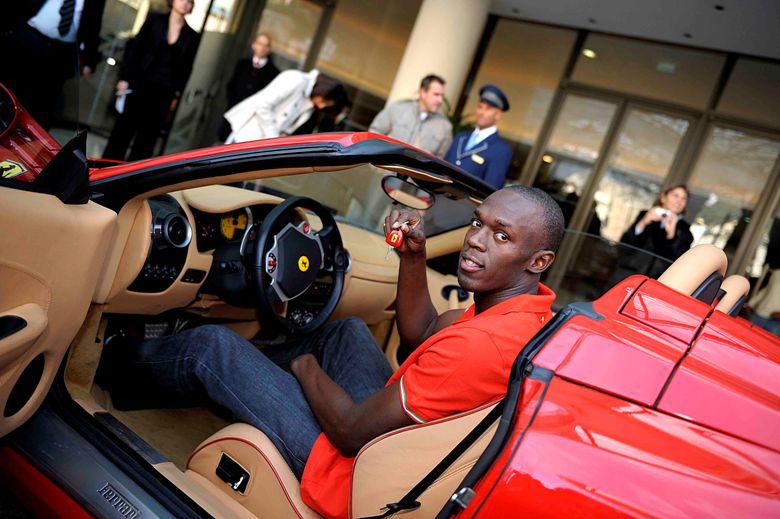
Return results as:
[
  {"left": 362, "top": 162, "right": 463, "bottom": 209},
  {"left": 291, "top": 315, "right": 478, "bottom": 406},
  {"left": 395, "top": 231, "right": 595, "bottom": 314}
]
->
[{"left": 360, "top": 400, "right": 505, "bottom": 519}]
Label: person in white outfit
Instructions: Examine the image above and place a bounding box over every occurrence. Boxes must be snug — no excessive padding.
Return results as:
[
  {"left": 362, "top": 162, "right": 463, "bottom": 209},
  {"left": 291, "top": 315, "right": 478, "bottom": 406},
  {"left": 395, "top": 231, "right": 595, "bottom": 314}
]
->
[{"left": 223, "top": 69, "right": 348, "bottom": 143}]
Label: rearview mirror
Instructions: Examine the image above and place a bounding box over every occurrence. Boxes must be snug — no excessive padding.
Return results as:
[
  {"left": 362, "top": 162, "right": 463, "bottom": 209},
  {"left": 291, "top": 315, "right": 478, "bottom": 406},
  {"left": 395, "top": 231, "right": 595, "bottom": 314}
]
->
[{"left": 381, "top": 176, "right": 435, "bottom": 210}]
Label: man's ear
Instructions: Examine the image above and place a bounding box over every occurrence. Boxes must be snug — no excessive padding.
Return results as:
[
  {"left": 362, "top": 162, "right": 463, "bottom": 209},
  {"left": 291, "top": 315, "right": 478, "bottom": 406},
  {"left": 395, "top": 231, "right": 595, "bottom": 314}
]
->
[{"left": 528, "top": 250, "right": 555, "bottom": 274}]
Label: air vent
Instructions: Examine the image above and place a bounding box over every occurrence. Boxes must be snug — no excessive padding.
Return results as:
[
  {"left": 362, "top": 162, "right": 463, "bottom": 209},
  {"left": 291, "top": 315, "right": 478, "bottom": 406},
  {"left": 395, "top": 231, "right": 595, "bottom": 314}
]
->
[{"left": 163, "top": 213, "right": 192, "bottom": 248}]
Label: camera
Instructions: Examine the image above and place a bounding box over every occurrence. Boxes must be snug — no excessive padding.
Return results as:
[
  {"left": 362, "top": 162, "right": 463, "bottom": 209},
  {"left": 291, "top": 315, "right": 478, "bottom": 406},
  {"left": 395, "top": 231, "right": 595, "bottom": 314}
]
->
[{"left": 653, "top": 207, "right": 668, "bottom": 218}]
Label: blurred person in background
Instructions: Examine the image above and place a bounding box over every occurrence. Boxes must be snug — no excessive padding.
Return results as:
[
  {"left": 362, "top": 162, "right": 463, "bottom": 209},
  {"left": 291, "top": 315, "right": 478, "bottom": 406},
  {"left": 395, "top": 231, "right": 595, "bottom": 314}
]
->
[
  {"left": 369, "top": 74, "right": 452, "bottom": 157},
  {"left": 745, "top": 220, "right": 780, "bottom": 336},
  {"left": 223, "top": 70, "right": 348, "bottom": 143},
  {"left": 747, "top": 269, "right": 780, "bottom": 336},
  {"left": 217, "top": 32, "right": 280, "bottom": 141},
  {"left": 444, "top": 85, "right": 512, "bottom": 189},
  {"left": 0, "top": 0, "right": 106, "bottom": 129},
  {"left": 102, "top": 0, "right": 199, "bottom": 161}
]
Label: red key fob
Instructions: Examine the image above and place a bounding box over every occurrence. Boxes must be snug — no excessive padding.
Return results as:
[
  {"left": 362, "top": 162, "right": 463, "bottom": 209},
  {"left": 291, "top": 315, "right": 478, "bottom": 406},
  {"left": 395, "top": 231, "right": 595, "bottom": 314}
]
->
[{"left": 385, "top": 229, "right": 404, "bottom": 248}]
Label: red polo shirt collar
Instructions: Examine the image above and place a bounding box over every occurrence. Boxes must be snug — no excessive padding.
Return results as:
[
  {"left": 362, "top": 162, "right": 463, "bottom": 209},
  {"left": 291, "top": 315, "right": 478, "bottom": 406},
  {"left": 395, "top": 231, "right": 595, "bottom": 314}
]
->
[{"left": 454, "top": 282, "right": 555, "bottom": 323}]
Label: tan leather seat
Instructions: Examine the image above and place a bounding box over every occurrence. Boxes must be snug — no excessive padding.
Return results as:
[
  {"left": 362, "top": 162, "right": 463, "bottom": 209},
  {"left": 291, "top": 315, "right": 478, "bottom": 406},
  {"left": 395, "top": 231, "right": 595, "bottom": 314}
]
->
[
  {"left": 657, "top": 244, "right": 727, "bottom": 297},
  {"left": 186, "top": 423, "right": 318, "bottom": 518},
  {"left": 715, "top": 275, "right": 751, "bottom": 316},
  {"left": 187, "top": 401, "right": 499, "bottom": 518}
]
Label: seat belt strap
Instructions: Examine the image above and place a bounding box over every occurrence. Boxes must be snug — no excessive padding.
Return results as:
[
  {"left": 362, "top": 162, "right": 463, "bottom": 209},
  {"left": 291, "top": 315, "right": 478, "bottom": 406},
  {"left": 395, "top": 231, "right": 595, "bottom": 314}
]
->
[{"left": 360, "top": 400, "right": 505, "bottom": 519}]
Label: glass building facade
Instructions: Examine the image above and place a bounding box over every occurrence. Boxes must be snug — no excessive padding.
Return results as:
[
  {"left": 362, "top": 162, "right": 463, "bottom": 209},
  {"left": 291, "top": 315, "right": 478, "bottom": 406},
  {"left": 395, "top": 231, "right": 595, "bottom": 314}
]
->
[{"left": 54, "top": 0, "right": 780, "bottom": 293}]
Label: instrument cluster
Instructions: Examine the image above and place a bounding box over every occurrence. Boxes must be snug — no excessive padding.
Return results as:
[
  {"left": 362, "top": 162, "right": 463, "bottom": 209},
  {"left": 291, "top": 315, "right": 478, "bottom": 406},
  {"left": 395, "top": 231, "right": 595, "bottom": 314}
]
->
[{"left": 192, "top": 205, "right": 273, "bottom": 252}]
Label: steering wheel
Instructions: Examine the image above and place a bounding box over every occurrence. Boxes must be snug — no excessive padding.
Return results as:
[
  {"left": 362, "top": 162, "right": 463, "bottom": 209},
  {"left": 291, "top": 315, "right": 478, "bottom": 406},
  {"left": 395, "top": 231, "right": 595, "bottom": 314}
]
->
[{"left": 247, "top": 196, "right": 347, "bottom": 334}]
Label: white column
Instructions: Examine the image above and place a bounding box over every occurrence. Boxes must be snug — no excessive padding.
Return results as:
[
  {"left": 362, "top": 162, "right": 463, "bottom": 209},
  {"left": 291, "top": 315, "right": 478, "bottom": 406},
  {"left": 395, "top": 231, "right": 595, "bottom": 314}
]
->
[{"left": 386, "top": 0, "right": 491, "bottom": 109}]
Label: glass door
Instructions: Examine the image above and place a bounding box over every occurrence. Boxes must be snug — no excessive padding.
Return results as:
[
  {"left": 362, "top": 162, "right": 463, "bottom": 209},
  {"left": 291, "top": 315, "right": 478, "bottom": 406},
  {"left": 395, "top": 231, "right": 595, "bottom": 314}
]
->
[
  {"left": 686, "top": 126, "right": 780, "bottom": 267},
  {"left": 164, "top": 0, "right": 327, "bottom": 154},
  {"left": 255, "top": 0, "right": 326, "bottom": 71},
  {"left": 746, "top": 203, "right": 780, "bottom": 281},
  {"left": 77, "top": 0, "right": 155, "bottom": 156},
  {"left": 536, "top": 94, "right": 694, "bottom": 307},
  {"left": 532, "top": 94, "right": 619, "bottom": 228},
  {"left": 594, "top": 107, "right": 692, "bottom": 241},
  {"left": 533, "top": 93, "right": 621, "bottom": 306},
  {"left": 165, "top": 0, "right": 252, "bottom": 154}
]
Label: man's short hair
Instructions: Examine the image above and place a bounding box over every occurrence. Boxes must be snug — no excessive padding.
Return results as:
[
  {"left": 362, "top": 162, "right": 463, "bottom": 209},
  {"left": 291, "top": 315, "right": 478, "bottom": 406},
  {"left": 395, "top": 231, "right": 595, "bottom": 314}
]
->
[
  {"left": 311, "top": 73, "right": 349, "bottom": 114},
  {"left": 505, "top": 185, "right": 565, "bottom": 253},
  {"left": 420, "top": 74, "right": 445, "bottom": 91},
  {"left": 255, "top": 31, "right": 272, "bottom": 44}
]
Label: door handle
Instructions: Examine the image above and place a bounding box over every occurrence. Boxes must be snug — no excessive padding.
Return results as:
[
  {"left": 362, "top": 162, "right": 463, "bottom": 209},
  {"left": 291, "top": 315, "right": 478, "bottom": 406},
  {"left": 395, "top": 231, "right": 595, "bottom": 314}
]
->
[
  {"left": 0, "top": 304, "right": 47, "bottom": 368},
  {"left": 0, "top": 316, "right": 26, "bottom": 340}
]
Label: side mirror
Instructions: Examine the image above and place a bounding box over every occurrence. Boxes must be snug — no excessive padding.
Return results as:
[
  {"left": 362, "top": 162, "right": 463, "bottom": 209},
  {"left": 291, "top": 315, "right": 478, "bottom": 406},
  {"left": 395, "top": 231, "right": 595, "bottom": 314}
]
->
[
  {"left": 0, "top": 84, "right": 18, "bottom": 142},
  {"left": 381, "top": 175, "right": 435, "bottom": 210}
]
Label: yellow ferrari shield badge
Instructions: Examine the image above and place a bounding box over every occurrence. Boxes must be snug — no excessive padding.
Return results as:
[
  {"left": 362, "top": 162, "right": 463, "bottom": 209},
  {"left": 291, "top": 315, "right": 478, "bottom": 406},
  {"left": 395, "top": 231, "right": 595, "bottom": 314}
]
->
[
  {"left": 0, "top": 159, "right": 27, "bottom": 179},
  {"left": 298, "top": 255, "right": 310, "bottom": 272}
]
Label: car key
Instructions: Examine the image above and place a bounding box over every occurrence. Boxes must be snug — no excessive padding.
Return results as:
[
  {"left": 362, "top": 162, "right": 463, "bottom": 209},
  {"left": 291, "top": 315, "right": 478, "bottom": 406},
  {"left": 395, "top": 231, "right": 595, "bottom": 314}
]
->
[
  {"left": 384, "top": 221, "right": 409, "bottom": 260},
  {"left": 385, "top": 229, "right": 404, "bottom": 259}
]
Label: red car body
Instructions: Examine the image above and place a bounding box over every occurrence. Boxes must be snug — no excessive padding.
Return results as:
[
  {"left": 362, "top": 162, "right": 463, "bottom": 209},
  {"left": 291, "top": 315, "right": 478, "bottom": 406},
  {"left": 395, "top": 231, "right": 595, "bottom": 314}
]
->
[
  {"left": 459, "top": 276, "right": 780, "bottom": 517},
  {"left": 0, "top": 88, "right": 59, "bottom": 182}
]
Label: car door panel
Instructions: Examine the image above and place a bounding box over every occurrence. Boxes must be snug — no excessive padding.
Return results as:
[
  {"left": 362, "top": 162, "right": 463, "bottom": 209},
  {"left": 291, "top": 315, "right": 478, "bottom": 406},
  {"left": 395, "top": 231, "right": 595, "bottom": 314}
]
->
[
  {"left": 0, "top": 303, "right": 47, "bottom": 367},
  {"left": 0, "top": 188, "right": 116, "bottom": 438}
]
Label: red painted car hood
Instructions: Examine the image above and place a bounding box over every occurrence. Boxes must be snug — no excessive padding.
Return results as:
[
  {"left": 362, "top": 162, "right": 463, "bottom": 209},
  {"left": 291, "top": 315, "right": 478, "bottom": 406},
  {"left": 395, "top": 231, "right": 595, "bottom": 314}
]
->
[
  {"left": 659, "top": 310, "right": 780, "bottom": 452},
  {"left": 535, "top": 276, "right": 780, "bottom": 452}
]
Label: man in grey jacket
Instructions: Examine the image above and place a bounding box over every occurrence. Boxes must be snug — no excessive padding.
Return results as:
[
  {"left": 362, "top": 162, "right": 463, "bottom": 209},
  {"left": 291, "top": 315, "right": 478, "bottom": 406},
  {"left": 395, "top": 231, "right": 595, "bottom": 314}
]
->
[{"left": 369, "top": 74, "right": 453, "bottom": 157}]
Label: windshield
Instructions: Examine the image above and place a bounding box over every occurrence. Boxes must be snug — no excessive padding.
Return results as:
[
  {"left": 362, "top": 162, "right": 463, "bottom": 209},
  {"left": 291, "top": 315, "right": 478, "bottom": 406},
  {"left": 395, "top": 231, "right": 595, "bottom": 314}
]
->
[
  {"left": 238, "top": 164, "right": 673, "bottom": 310},
  {"left": 239, "top": 163, "right": 477, "bottom": 237}
]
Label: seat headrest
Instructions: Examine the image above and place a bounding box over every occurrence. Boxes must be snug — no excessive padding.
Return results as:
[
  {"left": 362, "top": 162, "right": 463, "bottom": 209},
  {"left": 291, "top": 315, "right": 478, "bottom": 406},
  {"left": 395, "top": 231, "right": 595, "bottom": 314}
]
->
[
  {"left": 715, "top": 275, "right": 750, "bottom": 317},
  {"left": 657, "top": 245, "right": 727, "bottom": 304}
]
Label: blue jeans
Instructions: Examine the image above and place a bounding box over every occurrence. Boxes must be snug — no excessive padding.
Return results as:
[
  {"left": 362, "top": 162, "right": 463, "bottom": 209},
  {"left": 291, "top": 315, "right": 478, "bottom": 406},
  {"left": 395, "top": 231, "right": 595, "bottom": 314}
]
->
[{"left": 110, "top": 318, "right": 393, "bottom": 478}]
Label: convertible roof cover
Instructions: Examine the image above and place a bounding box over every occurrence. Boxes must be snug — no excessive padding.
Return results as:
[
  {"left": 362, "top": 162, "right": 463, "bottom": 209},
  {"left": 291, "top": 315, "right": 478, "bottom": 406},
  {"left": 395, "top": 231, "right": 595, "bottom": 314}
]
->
[{"left": 89, "top": 133, "right": 427, "bottom": 182}]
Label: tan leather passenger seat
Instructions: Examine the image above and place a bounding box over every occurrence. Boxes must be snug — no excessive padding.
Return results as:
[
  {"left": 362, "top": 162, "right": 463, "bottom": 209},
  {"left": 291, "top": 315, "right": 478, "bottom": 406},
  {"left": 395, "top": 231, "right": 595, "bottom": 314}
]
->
[{"left": 187, "top": 401, "right": 499, "bottom": 518}]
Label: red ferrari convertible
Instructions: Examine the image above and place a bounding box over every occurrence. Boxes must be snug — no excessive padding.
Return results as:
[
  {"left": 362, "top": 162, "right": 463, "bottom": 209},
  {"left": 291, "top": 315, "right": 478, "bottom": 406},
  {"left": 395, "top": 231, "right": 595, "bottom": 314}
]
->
[{"left": 0, "top": 84, "right": 778, "bottom": 518}]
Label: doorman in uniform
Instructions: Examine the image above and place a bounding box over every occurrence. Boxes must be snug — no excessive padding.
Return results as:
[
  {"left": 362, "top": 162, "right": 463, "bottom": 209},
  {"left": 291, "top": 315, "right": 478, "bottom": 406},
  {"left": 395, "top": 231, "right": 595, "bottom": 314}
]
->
[{"left": 444, "top": 85, "right": 512, "bottom": 189}]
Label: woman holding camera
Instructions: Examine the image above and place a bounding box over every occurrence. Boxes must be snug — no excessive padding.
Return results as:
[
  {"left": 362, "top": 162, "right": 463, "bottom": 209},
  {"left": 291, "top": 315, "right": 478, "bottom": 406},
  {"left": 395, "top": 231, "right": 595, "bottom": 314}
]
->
[{"left": 618, "top": 185, "right": 694, "bottom": 278}]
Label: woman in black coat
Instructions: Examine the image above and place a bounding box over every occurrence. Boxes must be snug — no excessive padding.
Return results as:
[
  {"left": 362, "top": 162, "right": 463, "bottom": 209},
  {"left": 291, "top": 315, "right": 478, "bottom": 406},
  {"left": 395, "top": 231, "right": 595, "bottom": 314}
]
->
[
  {"left": 619, "top": 184, "right": 694, "bottom": 278},
  {"left": 103, "top": 0, "right": 199, "bottom": 161}
]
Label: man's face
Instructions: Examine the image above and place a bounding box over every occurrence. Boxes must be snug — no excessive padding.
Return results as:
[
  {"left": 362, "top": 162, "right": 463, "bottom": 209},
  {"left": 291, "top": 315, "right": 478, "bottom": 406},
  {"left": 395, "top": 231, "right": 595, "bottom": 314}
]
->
[
  {"left": 252, "top": 35, "right": 271, "bottom": 59},
  {"left": 419, "top": 81, "right": 445, "bottom": 113},
  {"left": 457, "top": 190, "right": 543, "bottom": 294},
  {"left": 475, "top": 101, "right": 502, "bottom": 130}
]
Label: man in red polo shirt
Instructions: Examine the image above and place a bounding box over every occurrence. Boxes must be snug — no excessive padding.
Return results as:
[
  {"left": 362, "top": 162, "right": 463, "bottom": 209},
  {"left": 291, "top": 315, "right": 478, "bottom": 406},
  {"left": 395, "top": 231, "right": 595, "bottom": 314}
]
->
[
  {"left": 99, "top": 185, "right": 564, "bottom": 518},
  {"left": 291, "top": 185, "right": 564, "bottom": 517}
]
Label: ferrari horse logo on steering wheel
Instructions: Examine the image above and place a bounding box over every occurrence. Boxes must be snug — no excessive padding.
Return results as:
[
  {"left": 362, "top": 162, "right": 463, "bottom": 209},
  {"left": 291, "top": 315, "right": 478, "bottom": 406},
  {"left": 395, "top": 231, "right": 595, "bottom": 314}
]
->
[{"left": 298, "top": 255, "right": 309, "bottom": 272}]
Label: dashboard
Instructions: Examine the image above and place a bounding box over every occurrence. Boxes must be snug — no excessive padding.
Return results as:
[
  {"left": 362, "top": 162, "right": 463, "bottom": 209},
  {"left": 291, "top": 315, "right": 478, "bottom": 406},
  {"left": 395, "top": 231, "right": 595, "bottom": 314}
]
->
[
  {"left": 191, "top": 206, "right": 272, "bottom": 252},
  {"left": 106, "top": 185, "right": 405, "bottom": 326},
  {"left": 129, "top": 197, "right": 281, "bottom": 294},
  {"left": 127, "top": 195, "right": 194, "bottom": 293}
]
